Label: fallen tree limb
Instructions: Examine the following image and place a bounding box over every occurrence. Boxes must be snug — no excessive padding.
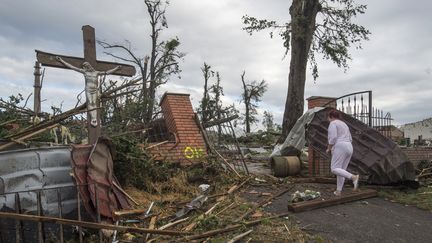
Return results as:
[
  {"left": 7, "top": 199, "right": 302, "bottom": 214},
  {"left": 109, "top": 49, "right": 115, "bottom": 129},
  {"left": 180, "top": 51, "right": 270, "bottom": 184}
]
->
[
  {"left": 202, "top": 115, "right": 239, "bottom": 129},
  {"left": 159, "top": 217, "right": 189, "bottom": 230},
  {"left": 184, "top": 212, "right": 290, "bottom": 241},
  {"left": 0, "top": 123, "right": 60, "bottom": 151},
  {"left": 227, "top": 229, "right": 253, "bottom": 243},
  {"left": 213, "top": 148, "right": 241, "bottom": 178},
  {"left": 6, "top": 103, "right": 86, "bottom": 140},
  {"left": 145, "top": 216, "right": 158, "bottom": 242},
  {"left": 112, "top": 181, "right": 139, "bottom": 206},
  {"left": 183, "top": 202, "right": 220, "bottom": 231},
  {"left": 0, "top": 212, "right": 188, "bottom": 236},
  {"left": 145, "top": 140, "right": 169, "bottom": 150}
]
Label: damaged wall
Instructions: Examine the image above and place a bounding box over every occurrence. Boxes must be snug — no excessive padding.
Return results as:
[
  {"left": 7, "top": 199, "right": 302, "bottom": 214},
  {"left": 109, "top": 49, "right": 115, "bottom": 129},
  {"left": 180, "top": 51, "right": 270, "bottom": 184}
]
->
[{"left": 147, "top": 93, "right": 207, "bottom": 165}]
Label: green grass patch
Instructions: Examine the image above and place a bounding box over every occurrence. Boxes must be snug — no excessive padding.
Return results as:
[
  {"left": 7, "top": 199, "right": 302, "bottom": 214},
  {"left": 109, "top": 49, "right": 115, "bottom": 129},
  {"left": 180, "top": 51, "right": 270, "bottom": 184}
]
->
[{"left": 378, "top": 186, "right": 432, "bottom": 211}]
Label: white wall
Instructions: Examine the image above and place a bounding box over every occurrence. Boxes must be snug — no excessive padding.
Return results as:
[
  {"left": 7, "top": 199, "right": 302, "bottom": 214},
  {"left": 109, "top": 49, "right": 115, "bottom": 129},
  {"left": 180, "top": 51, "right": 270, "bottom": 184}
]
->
[{"left": 402, "top": 118, "right": 432, "bottom": 140}]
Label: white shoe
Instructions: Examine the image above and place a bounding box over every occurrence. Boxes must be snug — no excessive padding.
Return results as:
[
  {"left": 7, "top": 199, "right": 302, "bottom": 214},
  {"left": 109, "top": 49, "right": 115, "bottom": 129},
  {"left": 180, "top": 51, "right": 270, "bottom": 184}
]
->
[
  {"left": 353, "top": 175, "right": 359, "bottom": 191},
  {"left": 334, "top": 191, "right": 341, "bottom": 196}
]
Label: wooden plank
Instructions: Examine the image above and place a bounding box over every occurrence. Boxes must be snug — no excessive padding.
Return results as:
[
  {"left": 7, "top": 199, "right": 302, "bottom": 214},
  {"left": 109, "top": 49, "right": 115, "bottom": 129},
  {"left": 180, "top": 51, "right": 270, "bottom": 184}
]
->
[
  {"left": 35, "top": 50, "right": 136, "bottom": 77},
  {"left": 114, "top": 209, "right": 147, "bottom": 217},
  {"left": 0, "top": 212, "right": 188, "bottom": 236},
  {"left": 288, "top": 189, "right": 377, "bottom": 213}
]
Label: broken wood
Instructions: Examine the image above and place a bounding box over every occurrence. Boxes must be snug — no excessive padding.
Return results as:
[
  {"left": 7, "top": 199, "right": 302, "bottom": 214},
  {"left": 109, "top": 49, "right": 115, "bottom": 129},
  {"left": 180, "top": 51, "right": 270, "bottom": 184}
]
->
[
  {"left": 0, "top": 119, "right": 17, "bottom": 127},
  {"left": 145, "top": 140, "right": 169, "bottom": 150},
  {"left": 202, "top": 115, "right": 239, "bottom": 129},
  {"left": 183, "top": 202, "right": 220, "bottom": 231},
  {"left": 113, "top": 209, "right": 147, "bottom": 217},
  {"left": 288, "top": 189, "right": 377, "bottom": 213},
  {"left": 215, "top": 178, "right": 250, "bottom": 202},
  {"left": 110, "top": 128, "right": 149, "bottom": 138},
  {"left": 215, "top": 202, "right": 236, "bottom": 216},
  {"left": 236, "top": 186, "right": 294, "bottom": 222},
  {"left": 0, "top": 212, "right": 188, "bottom": 236},
  {"left": 145, "top": 216, "right": 158, "bottom": 242},
  {"left": 227, "top": 229, "right": 253, "bottom": 243},
  {"left": 112, "top": 181, "right": 139, "bottom": 205},
  {"left": 213, "top": 148, "right": 241, "bottom": 178},
  {"left": 6, "top": 103, "right": 86, "bottom": 140},
  {"left": 184, "top": 212, "right": 290, "bottom": 241},
  {"left": 0, "top": 123, "right": 60, "bottom": 151},
  {"left": 159, "top": 217, "right": 189, "bottom": 230}
]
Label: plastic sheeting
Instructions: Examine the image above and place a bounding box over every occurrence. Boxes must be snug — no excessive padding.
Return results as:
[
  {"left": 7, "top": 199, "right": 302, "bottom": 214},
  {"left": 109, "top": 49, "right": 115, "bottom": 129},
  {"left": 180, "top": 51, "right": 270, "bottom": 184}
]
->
[{"left": 271, "top": 107, "right": 323, "bottom": 157}]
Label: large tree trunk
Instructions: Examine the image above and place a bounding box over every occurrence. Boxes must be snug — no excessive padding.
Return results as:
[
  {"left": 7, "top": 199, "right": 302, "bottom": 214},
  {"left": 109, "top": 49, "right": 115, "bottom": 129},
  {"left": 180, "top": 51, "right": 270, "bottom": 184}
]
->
[{"left": 280, "top": 0, "right": 320, "bottom": 142}]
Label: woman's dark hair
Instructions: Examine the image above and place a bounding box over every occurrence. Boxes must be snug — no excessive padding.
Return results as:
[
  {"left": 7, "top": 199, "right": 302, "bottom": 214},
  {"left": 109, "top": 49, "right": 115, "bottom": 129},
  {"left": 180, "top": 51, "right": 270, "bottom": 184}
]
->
[{"left": 328, "top": 109, "right": 341, "bottom": 119}]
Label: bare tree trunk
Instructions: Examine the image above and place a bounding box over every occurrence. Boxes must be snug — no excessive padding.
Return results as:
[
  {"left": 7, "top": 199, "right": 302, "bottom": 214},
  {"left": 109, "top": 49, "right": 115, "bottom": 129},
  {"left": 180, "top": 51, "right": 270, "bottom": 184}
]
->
[
  {"left": 141, "top": 56, "right": 149, "bottom": 119},
  {"left": 241, "top": 71, "right": 251, "bottom": 134},
  {"left": 201, "top": 63, "right": 211, "bottom": 122},
  {"left": 280, "top": 0, "right": 320, "bottom": 142},
  {"left": 146, "top": 12, "right": 158, "bottom": 123}
]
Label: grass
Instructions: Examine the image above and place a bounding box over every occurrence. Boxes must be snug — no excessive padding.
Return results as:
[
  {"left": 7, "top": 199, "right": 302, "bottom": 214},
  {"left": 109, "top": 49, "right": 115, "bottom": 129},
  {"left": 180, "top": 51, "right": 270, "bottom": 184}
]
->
[{"left": 378, "top": 185, "right": 432, "bottom": 211}]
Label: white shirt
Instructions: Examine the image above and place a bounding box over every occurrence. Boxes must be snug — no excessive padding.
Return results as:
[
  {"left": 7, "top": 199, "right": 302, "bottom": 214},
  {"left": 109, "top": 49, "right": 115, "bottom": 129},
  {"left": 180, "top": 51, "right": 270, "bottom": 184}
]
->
[{"left": 328, "top": 119, "right": 352, "bottom": 145}]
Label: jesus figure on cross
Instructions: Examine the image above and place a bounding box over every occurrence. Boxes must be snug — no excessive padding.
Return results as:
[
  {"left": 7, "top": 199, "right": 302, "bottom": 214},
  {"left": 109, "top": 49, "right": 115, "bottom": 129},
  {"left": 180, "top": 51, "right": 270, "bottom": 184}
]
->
[{"left": 56, "top": 56, "right": 121, "bottom": 127}]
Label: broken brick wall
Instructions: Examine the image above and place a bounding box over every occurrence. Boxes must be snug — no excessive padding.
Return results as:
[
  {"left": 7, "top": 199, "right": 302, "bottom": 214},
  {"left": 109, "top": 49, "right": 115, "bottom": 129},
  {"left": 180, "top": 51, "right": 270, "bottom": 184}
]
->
[
  {"left": 147, "top": 93, "right": 207, "bottom": 165},
  {"left": 306, "top": 96, "right": 336, "bottom": 177},
  {"left": 401, "top": 147, "right": 432, "bottom": 167}
]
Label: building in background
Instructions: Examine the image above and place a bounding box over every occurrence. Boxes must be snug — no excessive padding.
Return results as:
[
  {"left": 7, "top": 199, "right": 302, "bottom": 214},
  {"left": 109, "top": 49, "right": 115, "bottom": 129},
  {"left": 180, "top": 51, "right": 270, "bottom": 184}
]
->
[{"left": 401, "top": 118, "right": 432, "bottom": 146}]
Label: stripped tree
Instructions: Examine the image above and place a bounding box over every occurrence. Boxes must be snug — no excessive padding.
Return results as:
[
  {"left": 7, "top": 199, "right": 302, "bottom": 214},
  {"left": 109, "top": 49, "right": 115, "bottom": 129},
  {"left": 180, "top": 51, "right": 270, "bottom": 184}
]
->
[
  {"left": 240, "top": 71, "right": 268, "bottom": 134},
  {"left": 242, "top": 0, "right": 370, "bottom": 141},
  {"left": 98, "top": 0, "right": 184, "bottom": 124},
  {"left": 199, "top": 62, "right": 214, "bottom": 123}
]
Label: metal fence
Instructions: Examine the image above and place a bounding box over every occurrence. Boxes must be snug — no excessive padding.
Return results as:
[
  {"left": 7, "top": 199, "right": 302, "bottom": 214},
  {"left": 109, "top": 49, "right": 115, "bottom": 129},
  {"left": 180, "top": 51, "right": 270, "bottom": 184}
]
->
[
  {"left": 0, "top": 184, "right": 101, "bottom": 243},
  {"left": 324, "top": 90, "right": 393, "bottom": 138},
  {"left": 201, "top": 114, "right": 249, "bottom": 175}
]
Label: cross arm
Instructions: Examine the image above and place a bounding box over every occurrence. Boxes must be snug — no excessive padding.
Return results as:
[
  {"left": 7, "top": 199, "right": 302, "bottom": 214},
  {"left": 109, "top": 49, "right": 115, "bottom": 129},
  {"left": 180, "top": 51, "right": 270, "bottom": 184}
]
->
[{"left": 35, "top": 50, "right": 136, "bottom": 77}]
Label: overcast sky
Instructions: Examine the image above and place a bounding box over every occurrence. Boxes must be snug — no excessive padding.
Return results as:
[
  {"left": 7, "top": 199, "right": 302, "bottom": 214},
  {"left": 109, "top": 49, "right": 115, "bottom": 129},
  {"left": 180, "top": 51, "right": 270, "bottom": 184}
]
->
[{"left": 0, "top": 0, "right": 431, "bottom": 130}]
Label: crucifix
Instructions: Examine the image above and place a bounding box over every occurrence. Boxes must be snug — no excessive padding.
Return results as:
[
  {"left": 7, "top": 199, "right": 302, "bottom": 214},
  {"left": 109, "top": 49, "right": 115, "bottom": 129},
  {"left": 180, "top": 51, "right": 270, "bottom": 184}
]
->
[{"left": 35, "top": 25, "right": 136, "bottom": 144}]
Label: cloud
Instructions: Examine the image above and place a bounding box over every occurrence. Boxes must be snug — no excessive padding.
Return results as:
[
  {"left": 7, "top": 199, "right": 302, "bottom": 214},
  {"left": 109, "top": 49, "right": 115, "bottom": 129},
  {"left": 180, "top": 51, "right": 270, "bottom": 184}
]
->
[{"left": 0, "top": 0, "right": 431, "bottom": 130}]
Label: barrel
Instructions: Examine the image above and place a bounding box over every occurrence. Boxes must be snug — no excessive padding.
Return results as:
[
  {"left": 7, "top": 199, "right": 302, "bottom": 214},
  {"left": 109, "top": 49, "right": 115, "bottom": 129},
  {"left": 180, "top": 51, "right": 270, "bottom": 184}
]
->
[{"left": 271, "top": 156, "right": 301, "bottom": 177}]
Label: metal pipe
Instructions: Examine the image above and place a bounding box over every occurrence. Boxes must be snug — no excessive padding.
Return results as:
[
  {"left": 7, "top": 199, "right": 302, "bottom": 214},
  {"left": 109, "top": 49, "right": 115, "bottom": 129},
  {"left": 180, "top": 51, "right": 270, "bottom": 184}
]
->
[
  {"left": 15, "top": 193, "right": 23, "bottom": 243},
  {"left": 94, "top": 184, "right": 103, "bottom": 243},
  {"left": 77, "top": 186, "right": 83, "bottom": 243},
  {"left": 37, "top": 190, "right": 45, "bottom": 243},
  {"left": 57, "top": 189, "right": 64, "bottom": 243},
  {"left": 368, "top": 91, "right": 372, "bottom": 127}
]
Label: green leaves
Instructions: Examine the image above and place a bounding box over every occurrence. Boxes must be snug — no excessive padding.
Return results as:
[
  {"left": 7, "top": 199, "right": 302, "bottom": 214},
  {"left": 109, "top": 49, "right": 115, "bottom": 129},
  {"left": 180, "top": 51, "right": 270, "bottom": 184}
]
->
[{"left": 242, "top": 0, "right": 370, "bottom": 80}]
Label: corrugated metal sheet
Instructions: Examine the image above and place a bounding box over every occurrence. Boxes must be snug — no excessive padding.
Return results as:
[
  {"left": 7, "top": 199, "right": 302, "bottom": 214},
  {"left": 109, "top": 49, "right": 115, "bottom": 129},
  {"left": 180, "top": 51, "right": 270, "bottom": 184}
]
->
[
  {"left": 71, "top": 138, "right": 131, "bottom": 220},
  {"left": 0, "top": 147, "right": 76, "bottom": 215},
  {"left": 307, "top": 108, "right": 417, "bottom": 185}
]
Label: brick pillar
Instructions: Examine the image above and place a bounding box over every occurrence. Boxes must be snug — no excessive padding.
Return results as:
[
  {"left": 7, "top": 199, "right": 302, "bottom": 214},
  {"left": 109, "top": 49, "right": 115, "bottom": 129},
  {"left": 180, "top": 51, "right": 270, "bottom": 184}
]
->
[
  {"left": 148, "top": 92, "right": 207, "bottom": 165},
  {"left": 306, "top": 96, "right": 336, "bottom": 176}
]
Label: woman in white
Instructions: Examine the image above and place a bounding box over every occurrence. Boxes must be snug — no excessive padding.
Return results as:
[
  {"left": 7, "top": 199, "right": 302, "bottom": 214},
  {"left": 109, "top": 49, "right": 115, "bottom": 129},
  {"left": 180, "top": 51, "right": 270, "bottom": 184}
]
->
[{"left": 326, "top": 110, "right": 359, "bottom": 196}]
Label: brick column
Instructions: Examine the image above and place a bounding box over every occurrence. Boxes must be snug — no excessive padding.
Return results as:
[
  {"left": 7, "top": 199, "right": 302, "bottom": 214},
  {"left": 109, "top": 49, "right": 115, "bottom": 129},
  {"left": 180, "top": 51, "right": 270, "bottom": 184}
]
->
[
  {"left": 306, "top": 96, "right": 336, "bottom": 176},
  {"left": 148, "top": 92, "right": 207, "bottom": 165}
]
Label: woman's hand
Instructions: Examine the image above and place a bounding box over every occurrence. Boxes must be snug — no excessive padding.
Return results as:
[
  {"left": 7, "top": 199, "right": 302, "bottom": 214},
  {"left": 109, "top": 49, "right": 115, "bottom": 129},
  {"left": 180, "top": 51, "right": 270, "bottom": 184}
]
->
[{"left": 326, "top": 144, "right": 333, "bottom": 154}]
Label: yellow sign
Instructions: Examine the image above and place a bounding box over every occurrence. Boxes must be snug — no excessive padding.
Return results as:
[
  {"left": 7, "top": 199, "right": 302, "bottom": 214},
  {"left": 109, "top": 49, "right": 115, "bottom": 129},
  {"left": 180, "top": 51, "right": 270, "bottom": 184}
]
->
[{"left": 184, "top": 146, "right": 204, "bottom": 159}]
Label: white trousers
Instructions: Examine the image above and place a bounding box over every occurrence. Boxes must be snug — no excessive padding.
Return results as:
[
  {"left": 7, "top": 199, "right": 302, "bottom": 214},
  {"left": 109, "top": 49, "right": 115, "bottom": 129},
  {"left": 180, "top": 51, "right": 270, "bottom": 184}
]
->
[{"left": 330, "top": 142, "right": 353, "bottom": 191}]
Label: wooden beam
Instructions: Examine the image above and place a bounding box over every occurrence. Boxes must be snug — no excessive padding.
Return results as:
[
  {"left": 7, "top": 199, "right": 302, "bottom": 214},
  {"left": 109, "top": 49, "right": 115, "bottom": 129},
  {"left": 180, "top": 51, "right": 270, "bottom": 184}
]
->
[
  {"left": 288, "top": 189, "right": 377, "bottom": 213},
  {"left": 0, "top": 212, "right": 188, "bottom": 236},
  {"left": 35, "top": 50, "right": 136, "bottom": 77}
]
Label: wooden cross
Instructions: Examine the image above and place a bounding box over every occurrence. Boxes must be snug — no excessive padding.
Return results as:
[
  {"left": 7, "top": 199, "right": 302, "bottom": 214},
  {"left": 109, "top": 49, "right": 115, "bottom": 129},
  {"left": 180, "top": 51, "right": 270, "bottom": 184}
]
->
[{"left": 35, "top": 25, "right": 136, "bottom": 144}]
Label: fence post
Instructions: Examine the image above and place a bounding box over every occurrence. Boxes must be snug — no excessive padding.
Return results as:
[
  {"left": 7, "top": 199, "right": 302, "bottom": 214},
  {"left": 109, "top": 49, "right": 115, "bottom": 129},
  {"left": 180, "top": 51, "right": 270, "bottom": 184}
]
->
[{"left": 368, "top": 91, "right": 373, "bottom": 127}]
